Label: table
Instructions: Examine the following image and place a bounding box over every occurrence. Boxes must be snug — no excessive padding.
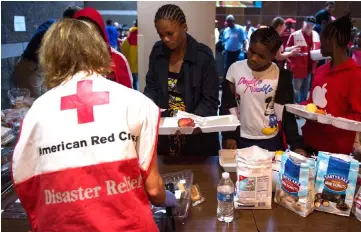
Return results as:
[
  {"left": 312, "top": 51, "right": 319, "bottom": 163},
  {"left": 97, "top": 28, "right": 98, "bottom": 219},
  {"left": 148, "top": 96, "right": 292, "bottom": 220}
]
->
[
  {"left": 1, "top": 156, "right": 360, "bottom": 232},
  {"left": 159, "top": 156, "right": 258, "bottom": 232},
  {"left": 253, "top": 201, "right": 361, "bottom": 232}
]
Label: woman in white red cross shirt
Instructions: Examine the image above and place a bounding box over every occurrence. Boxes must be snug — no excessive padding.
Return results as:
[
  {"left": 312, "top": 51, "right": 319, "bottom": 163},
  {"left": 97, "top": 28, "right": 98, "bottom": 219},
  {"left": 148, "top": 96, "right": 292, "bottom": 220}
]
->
[{"left": 12, "top": 19, "right": 176, "bottom": 232}]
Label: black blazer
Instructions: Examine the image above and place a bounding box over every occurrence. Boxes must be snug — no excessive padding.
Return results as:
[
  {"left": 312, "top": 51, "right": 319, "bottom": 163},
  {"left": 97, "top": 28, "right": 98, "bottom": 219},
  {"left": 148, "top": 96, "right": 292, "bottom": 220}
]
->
[
  {"left": 144, "top": 34, "right": 219, "bottom": 117},
  {"left": 143, "top": 34, "right": 220, "bottom": 156},
  {"left": 220, "top": 68, "right": 304, "bottom": 151}
]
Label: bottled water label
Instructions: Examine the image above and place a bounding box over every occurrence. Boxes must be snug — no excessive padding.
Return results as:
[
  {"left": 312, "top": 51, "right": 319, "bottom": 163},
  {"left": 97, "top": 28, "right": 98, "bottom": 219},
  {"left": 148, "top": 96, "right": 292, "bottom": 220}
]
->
[{"left": 217, "top": 192, "right": 234, "bottom": 203}]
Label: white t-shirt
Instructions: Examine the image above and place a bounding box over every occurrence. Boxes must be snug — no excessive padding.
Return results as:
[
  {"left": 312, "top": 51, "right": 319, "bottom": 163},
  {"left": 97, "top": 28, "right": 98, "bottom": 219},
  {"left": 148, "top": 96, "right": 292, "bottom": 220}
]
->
[{"left": 226, "top": 60, "right": 280, "bottom": 139}]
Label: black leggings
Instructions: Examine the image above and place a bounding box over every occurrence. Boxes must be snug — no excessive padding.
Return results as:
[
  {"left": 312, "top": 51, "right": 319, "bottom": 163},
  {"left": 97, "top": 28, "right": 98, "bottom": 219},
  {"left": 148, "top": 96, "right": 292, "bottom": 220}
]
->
[{"left": 236, "top": 133, "right": 283, "bottom": 152}]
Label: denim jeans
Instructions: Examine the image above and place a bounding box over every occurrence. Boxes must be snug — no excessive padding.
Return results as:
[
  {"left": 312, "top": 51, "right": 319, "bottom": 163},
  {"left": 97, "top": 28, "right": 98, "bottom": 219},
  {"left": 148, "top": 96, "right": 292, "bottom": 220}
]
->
[
  {"left": 223, "top": 50, "right": 242, "bottom": 78},
  {"left": 132, "top": 73, "right": 138, "bottom": 90},
  {"left": 293, "top": 73, "right": 312, "bottom": 103}
]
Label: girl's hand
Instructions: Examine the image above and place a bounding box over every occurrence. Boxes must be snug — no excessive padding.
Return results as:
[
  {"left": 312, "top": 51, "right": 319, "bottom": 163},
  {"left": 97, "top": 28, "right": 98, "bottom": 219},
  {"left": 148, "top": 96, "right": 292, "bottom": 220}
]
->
[{"left": 290, "top": 48, "right": 301, "bottom": 57}]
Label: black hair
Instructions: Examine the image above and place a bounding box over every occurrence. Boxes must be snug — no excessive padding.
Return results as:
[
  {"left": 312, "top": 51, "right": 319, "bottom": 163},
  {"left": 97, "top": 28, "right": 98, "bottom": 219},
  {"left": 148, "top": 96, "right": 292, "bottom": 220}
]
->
[
  {"left": 325, "top": 1, "right": 335, "bottom": 7},
  {"left": 304, "top": 16, "right": 316, "bottom": 24},
  {"left": 134, "top": 19, "right": 138, "bottom": 27},
  {"left": 63, "top": 5, "right": 81, "bottom": 18},
  {"left": 322, "top": 13, "right": 352, "bottom": 48},
  {"left": 154, "top": 4, "right": 186, "bottom": 25},
  {"left": 106, "top": 19, "right": 113, "bottom": 26},
  {"left": 270, "top": 17, "right": 285, "bottom": 29},
  {"left": 250, "top": 27, "right": 282, "bottom": 54}
]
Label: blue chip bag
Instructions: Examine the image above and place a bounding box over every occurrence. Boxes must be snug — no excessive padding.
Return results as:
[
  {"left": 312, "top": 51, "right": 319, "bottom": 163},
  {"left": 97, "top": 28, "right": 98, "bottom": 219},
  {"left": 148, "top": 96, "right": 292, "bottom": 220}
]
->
[
  {"left": 274, "top": 151, "right": 316, "bottom": 217},
  {"left": 314, "top": 152, "right": 360, "bottom": 216}
]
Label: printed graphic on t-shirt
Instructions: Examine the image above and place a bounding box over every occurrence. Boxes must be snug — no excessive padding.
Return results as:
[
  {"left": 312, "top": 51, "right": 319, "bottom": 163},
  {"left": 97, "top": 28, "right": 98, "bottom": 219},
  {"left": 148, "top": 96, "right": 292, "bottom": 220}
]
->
[
  {"left": 312, "top": 83, "right": 328, "bottom": 108},
  {"left": 167, "top": 73, "right": 186, "bottom": 156},
  {"left": 236, "top": 77, "right": 278, "bottom": 136},
  {"left": 227, "top": 60, "right": 280, "bottom": 139},
  {"left": 168, "top": 77, "right": 185, "bottom": 116}
]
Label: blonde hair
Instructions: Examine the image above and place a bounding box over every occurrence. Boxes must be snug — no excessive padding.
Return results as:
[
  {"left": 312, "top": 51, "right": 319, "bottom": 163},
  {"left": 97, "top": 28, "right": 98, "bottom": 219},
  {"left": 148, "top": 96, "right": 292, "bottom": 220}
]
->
[{"left": 39, "top": 19, "right": 111, "bottom": 89}]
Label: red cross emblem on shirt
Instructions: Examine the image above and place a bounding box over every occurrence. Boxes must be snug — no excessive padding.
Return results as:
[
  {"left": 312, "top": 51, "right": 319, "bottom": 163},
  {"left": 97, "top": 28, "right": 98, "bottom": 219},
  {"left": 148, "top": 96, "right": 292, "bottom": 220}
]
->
[{"left": 60, "top": 80, "right": 109, "bottom": 124}]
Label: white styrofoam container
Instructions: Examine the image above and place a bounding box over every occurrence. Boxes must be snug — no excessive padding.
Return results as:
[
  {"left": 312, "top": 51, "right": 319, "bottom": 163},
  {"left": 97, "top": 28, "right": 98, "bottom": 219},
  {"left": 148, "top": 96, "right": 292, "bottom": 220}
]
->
[
  {"left": 158, "top": 115, "right": 240, "bottom": 135},
  {"left": 218, "top": 149, "right": 280, "bottom": 191},
  {"left": 286, "top": 104, "right": 361, "bottom": 132},
  {"left": 159, "top": 117, "right": 194, "bottom": 135},
  {"left": 285, "top": 104, "right": 318, "bottom": 120},
  {"left": 332, "top": 117, "right": 361, "bottom": 132},
  {"left": 317, "top": 114, "right": 334, "bottom": 125},
  {"left": 219, "top": 149, "right": 237, "bottom": 172}
]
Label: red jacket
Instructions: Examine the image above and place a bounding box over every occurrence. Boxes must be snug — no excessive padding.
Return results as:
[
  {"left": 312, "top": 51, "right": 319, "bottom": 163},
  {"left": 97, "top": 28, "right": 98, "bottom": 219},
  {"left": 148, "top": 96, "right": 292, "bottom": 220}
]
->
[
  {"left": 286, "top": 30, "right": 320, "bottom": 78},
  {"left": 302, "top": 58, "right": 361, "bottom": 154},
  {"left": 74, "top": 8, "right": 132, "bottom": 88}
]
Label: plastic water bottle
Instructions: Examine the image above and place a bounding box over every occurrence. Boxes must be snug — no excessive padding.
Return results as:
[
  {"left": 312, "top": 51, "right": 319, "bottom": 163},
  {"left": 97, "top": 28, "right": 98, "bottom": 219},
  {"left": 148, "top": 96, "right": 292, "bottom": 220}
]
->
[{"left": 217, "top": 172, "right": 234, "bottom": 223}]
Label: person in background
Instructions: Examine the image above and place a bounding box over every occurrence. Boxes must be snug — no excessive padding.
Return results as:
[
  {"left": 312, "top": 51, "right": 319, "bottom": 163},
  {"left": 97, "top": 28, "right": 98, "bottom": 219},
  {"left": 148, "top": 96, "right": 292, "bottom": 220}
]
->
[
  {"left": 114, "top": 21, "right": 120, "bottom": 30},
  {"left": 244, "top": 20, "right": 255, "bottom": 40},
  {"left": 121, "top": 20, "right": 139, "bottom": 90},
  {"left": 215, "top": 20, "right": 220, "bottom": 44},
  {"left": 351, "top": 27, "right": 358, "bottom": 45},
  {"left": 221, "top": 14, "right": 247, "bottom": 77},
  {"left": 302, "top": 14, "right": 361, "bottom": 155},
  {"left": 280, "top": 18, "right": 296, "bottom": 49},
  {"left": 216, "top": 21, "right": 227, "bottom": 53},
  {"left": 314, "top": 1, "right": 335, "bottom": 34},
  {"left": 74, "top": 8, "right": 133, "bottom": 88},
  {"left": 352, "top": 20, "right": 358, "bottom": 31},
  {"left": 216, "top": 21, "right": 226, "bottom": 86},
  {"left": 286, "top": 16, "right": 320, "bottom": 103},
  {"left": 105, "top": 19, "right": 119, "bottom": 50},
  {"left": 12, "top": 6, "right": 81, "bottom": 98},
  {"left": 144, "top": 4, "right": 220, "bottom": 156},
  {"left": 271, "top": 17, "right": 300, "bottom": 68},
  {"left": 351, "top": 31, "right": 361, "bottom": 66},
  {"left": 220, "top": 28, "right": 305, "bottom": 153},
  {"left": 113, "top": 21, "right": 122, "bottom": 50},
  {"left": 12, "top": 18, "right": 175, "bottom": 232},
  {"left": 244, "top": 19, "right": 255, "bottom": 58}
]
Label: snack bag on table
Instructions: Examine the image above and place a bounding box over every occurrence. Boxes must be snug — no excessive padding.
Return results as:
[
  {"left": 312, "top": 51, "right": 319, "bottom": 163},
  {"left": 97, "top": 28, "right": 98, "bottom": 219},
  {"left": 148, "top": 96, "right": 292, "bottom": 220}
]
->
[
  {"left": 234, "top": 146, "right": 273, "bottom": 209},
  {"left": 314, "top": 152, "right": 359, "bottom": 216},
  {"left": 274, "top": 151, "right": 316, "bottom": 217}
]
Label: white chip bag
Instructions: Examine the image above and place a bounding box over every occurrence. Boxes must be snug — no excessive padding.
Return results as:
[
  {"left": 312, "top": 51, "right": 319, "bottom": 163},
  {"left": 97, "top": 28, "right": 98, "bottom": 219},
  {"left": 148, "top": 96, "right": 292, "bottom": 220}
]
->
[{"left": 234, "top": 146, "right": 273, "bottom": 209}]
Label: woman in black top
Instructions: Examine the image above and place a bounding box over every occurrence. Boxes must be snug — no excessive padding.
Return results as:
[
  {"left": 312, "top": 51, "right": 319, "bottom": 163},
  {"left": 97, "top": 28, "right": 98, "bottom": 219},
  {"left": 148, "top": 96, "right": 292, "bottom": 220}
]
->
[{"left": 144, "top": 4, "right": 220, "bottom": 156}]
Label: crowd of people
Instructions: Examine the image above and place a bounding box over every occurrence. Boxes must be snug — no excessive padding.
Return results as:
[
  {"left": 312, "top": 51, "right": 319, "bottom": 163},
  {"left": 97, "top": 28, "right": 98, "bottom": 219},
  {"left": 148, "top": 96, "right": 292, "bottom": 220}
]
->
[
  {"left": 215, "top": 1, "right": 361, "bottom": 156},
  {"left": 8, "top": 2, "right": 361, "bottom": 231}
]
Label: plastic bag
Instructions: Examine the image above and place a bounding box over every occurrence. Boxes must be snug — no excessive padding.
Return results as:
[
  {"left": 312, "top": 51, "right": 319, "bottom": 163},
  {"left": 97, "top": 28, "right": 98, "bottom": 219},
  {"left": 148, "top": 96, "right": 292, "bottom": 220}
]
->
[
  {"left": 8, "top": 88, "right": 31, "bottom": 108},
  {"left": 314, "top": 152, "right": 359, "bottom": 216},
  {"left": 191, "top": 184, "right": 206, "bottom": 206},
  {"left": 234, "top": 146, "right": 273, "bottom": 209},
  {"left": 274, "top": 151, "right": 316, "bottom": 217},
  {"left": 174, "top": 110, "right": 206, "bottom": 126}
]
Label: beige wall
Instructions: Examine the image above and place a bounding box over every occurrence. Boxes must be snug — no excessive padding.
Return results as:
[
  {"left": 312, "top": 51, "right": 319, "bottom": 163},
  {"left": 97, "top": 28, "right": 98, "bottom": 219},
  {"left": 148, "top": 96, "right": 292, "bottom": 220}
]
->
[{"left": 137, "top": 1, "right": 216, "bottom": 92}]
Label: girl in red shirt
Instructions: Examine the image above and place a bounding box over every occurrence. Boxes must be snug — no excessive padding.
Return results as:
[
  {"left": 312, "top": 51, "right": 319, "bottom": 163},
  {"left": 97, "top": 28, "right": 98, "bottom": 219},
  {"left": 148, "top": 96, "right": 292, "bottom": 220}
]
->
[{"left": 302, "top": 14, "right": 361, "bottom": 155}]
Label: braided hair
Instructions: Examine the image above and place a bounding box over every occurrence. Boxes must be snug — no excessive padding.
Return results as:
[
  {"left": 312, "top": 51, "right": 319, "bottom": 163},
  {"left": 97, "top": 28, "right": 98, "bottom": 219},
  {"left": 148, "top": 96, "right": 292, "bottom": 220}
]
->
[
  {"left": 154, "top": 4, "right": 186, "bottom": 25},
  {"left": 322, "top": 13, "right": 352, "bottom": 48},
  {"left": 250, "top": 27, "right": 282, "bottom": 54}
]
